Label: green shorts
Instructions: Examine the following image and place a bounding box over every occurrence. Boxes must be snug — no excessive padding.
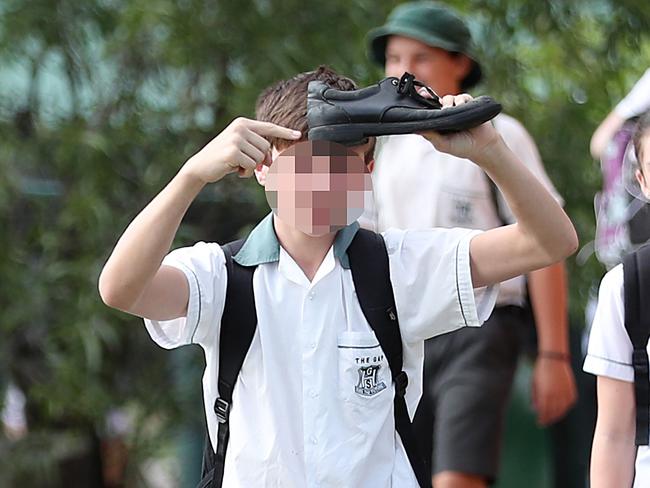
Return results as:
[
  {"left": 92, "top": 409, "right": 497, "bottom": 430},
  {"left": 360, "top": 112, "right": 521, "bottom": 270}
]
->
[{"left": 412, "top": 306, "right": 523, "bottom": 483}]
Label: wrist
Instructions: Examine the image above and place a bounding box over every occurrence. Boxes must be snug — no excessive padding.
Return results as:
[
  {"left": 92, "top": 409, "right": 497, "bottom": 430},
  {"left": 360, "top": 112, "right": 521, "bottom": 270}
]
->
[
  {"left": 176, "top": 163, "right": 210, "bottom": 194},
  {"left": 537, "top": 350, "right": 571, "bottom": 362},
  {"left": 178, "top": 156, "right": 219, "bottom": 188},
  {"left": 472, "top": 135, "right": 509, "bottom": 169}
]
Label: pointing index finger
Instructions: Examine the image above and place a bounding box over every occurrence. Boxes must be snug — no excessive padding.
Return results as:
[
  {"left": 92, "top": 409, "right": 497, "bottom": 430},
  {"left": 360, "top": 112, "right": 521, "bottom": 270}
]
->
[{"left": 248, "top": 120, "right": 302, "bottom": 140}]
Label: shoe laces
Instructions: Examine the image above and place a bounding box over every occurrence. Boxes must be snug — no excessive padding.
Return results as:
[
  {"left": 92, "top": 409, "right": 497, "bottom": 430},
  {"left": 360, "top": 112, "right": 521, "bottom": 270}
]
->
[{"left": 396, "top": 72, "right": 442, "bottom": 109}]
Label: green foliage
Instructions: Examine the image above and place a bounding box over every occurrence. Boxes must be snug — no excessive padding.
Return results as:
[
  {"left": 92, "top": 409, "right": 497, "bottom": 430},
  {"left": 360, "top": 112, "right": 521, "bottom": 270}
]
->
[{"left": 1, "top": 0, "right": 649, "bottom": 484}]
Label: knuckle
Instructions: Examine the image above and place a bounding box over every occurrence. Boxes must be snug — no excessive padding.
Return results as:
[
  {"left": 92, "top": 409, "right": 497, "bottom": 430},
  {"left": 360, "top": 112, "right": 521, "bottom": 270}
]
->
[{"left": 232, "top": 117, "right": 250, "bottom": 131}]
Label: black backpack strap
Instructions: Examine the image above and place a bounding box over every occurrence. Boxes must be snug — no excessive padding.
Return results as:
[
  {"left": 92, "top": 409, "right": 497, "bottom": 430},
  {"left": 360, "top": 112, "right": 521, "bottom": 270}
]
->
[
  {"left": 347, "top": 229, "right": 429, "bottom": 488},
  {"left": 623, "top": 245, "right": 650, "bottom": 446},
  {"left": 198, "top": 238, "right": 258, "bottom": 488},
  {"left": 486, "top": 171, "right": 508, "bottom": 227}
]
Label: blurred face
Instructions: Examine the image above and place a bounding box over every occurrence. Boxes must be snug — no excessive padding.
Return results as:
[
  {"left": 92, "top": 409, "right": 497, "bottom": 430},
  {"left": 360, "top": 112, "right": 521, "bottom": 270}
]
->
[
  {"left": 635, "top": 131, "right": 650, "bottom": 199},
  {"left": 263, "top": 140, "right": 374, "bottom": 236},
  {"left": 384, "top": 35, "right": 470, "bottom": 96}
]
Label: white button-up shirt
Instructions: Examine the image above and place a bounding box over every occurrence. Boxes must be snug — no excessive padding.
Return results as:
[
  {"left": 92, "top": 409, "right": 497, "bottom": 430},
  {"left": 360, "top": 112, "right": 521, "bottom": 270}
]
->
[
  {"left": 145, "top": 214, "right": 496, "bottom": 487},
  {"left": 583, "top": 264, "right": 650, "bottom": 487}
]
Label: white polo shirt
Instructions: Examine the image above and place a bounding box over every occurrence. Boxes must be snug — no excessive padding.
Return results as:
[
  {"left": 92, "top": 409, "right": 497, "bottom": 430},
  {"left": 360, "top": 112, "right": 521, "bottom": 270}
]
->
[
  {"left": 145, "top": 213, "right": 497, "bottom": 487},
  {"left": 583, "top": 264, "right": 650, "bottom": 487},
  {"left": 363, "top": 113, "right": 563, "bottom": 306}
]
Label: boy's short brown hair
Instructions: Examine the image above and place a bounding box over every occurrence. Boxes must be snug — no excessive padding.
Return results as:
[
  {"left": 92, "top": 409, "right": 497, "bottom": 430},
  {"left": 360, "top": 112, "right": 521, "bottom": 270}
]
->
[{"left": 255, "top": 66, "right": 357, "bottom": 152}]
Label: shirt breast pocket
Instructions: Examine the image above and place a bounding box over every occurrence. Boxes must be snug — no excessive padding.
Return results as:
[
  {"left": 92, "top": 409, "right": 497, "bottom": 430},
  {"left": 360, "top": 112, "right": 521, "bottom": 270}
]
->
[
  {"left": 436, "top": 185, "right": 494, "bottom": 228},
  {"left": 337, "top": 331, "right": 392, "bottom": 416}
]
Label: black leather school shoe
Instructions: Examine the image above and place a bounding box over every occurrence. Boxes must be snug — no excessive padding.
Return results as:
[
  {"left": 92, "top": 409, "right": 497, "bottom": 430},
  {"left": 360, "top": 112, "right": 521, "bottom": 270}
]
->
[{"left": 307, "top": 72, "right": 502, "bottom": 145}]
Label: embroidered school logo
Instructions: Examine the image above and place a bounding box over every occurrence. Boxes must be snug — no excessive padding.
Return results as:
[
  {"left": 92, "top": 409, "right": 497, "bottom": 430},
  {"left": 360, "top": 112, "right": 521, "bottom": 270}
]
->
[
  {"left": 453, "top": 198, "right": 473, "bottom": 225},
  {"left": 355, "top": 364, "right": 387, "bottom": 396}
]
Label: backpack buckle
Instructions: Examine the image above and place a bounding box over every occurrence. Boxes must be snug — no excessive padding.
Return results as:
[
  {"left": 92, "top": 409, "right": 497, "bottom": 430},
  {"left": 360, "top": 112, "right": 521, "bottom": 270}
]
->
[
  {"left": 387, "top": 307, "right": 397, "bottom": 321},
  {"left": 214, "top": 397, "right": 230, "bottom": 423}
]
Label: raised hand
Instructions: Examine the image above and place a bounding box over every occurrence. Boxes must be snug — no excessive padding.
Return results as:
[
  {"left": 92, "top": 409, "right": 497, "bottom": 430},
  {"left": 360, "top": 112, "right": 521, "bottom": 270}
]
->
[
  {"left": 182, "top": 117, "right": 301, "bottom": 184},
  {"left": 417, "top": 94, "right": 501, "bottom": 164}
]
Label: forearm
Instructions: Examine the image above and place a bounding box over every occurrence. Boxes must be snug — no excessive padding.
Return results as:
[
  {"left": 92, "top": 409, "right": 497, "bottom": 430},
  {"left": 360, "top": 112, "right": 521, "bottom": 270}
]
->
[
  {"left": 99, "top": 167, "right": 205, "bottom": 310},
  {"left": 590, "top": 376, "right": 637, "bottom": 488},
  {"left": 476, "top": 139, "right": 577, "bottom": 265},
  {"left": 98, "top": 118, "right": 297, "bottom": 314},
  {"left": 590, "top": 111, "right": 625, "bottom": 160},
  {"left": 528, "top": 262, "right": 569, "bottom": 354},
  {"left": 590, "top": 432, "right": 636, "bottom": 487}
]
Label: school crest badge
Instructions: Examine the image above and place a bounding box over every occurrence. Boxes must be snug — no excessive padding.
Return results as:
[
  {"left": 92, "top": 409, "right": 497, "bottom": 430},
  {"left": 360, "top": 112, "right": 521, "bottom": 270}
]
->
[
  {"left": 453, "top": 198, "right": 473, "bottom": 225},
  {"left": 355, "top": 364, "right": 387, "bottom": 396}
]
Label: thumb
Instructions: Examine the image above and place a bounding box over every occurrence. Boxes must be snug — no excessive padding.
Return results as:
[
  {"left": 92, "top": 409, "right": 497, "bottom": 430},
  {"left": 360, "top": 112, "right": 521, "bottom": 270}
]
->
[
  {"left": 263, "top": 149, "right": 273, "bottom": 167},
  {"left": 238, "top": 166, "right": 255, "bottom": 178},
  {"left": 418, "top": 130, "right": 445, "bottom": 146}
]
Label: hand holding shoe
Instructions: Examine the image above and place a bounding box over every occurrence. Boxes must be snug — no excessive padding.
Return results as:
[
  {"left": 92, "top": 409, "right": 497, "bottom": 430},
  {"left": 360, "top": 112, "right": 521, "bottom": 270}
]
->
[{"left": 418, "top": 94, "right": 503, "bottom": 165}]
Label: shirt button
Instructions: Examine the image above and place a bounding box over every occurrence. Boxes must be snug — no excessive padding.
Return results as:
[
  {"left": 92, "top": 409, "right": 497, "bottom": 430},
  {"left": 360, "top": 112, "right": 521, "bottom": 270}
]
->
[
  {"left": 310, "top": 435, "right": 318, "bottom": 445},
  {"left": 310, "top": 342, "right": 316, "bottom": 349},
  {"left": 308, "top": 292, "right": 315, "bottom": 300},
  {"left": 310, "top": 389, "right": 319, "bottom": 398}
]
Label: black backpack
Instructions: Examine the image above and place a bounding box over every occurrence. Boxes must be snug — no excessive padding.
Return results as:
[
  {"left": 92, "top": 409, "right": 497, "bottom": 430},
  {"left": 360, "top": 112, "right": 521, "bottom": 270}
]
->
[
  {"left": 196, "top": 228, "right": 429, "bottom": 488},
  {"left": 623, "top": 243, "right": 650, "bottom": 445}
]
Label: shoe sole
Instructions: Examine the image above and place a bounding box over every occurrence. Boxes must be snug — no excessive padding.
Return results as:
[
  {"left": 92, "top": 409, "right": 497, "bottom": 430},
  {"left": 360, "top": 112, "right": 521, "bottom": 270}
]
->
[{"left": 308, "top": 96, "right": 502, "bottom": 145}]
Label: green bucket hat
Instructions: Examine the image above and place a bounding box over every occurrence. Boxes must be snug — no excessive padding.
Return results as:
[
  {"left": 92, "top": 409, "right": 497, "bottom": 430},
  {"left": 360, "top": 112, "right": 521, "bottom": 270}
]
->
[{"left": 367, "top": 1, "right": 482, "bottom": 89}]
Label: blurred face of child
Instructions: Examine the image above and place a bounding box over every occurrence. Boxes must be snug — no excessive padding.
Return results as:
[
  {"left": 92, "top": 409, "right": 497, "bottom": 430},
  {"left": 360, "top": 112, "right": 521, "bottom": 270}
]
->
[
  {"left": 259, "top": 140, "right": 374, "bottom": 236},
  {"left": 635, "top": 130, "right": 650, "bottom": 199}
]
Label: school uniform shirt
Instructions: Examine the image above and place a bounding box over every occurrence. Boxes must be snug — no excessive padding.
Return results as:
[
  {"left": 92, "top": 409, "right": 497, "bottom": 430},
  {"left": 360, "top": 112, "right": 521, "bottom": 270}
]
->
[
  {"left": 583, "top": 264, "right": 650, "bottom": 487},
  {"left": 144, "top": 213, "right": 497, "bottom": 488},
  {"left": 362, "top": 113, "right": 563, "bottom": 307}
]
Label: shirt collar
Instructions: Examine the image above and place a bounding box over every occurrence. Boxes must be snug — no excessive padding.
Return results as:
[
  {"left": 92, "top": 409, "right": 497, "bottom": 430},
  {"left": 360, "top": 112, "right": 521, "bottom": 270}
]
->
[{"left": 233, "top": 213, "right": 360, "bottom": 269}]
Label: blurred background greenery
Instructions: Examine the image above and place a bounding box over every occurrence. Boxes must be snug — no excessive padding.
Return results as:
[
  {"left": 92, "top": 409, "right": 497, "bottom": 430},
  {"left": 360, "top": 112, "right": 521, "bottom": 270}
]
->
[{"left": 0, "top": 0, "right": 649, "bottom": 486}]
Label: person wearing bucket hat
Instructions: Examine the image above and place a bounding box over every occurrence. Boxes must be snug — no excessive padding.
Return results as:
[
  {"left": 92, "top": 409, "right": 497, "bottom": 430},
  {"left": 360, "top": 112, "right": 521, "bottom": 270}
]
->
[
  {"left": 367, "top": 1, "right": 482, "bottom": 91},
  {"left": 361, "top": 2, "right": 578, "bottom": 487}
]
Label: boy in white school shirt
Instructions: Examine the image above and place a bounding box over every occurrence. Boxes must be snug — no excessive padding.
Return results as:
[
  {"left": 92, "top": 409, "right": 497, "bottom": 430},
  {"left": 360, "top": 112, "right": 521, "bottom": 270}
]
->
[{"left": 98, "top": 66, "right": 577, "bottom": 487}]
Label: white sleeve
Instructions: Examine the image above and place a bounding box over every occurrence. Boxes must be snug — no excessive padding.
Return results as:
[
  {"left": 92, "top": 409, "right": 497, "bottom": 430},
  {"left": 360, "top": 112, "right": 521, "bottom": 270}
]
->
[
  {"left": 383, "top": 227, "right": 498, "bottom": 343},
  {"left": 143, "top": 242, "right": 227, "bottom": 350},
  {"left": 493, "top": 115, "right": 564, "bottom": 224},
  {"left": 614, "top": 68, "right": 650, "bottom": 120},
  {"left": 583, "top": 265, "right": 634, "bottom": 382}
]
